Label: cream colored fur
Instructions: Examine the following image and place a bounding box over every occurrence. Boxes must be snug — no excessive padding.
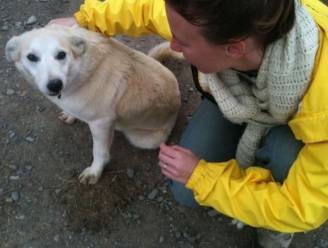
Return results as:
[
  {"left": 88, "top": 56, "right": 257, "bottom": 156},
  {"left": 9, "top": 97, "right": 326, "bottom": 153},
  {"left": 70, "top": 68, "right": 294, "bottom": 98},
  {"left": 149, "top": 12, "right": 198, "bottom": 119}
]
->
[
  {"left": 148, "top": 41, "right": 184, "bottom": 62},
  {"left": 5, "top": 25, "right": 180, "bottom": 184}
]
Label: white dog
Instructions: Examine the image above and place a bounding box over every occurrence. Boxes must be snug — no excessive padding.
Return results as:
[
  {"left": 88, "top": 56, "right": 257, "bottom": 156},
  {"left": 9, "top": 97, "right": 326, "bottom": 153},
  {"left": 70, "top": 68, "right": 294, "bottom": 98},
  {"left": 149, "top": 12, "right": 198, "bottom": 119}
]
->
[{"left": 5, "top": 25, "right": 180, "bottom": 184}]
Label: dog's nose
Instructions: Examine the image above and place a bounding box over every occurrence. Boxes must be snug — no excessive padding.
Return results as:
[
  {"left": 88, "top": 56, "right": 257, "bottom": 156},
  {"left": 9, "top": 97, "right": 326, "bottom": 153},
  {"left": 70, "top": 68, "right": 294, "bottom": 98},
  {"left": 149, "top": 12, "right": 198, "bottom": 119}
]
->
[{"left": 47, "top": 79, "right": 63, "bottom": 94}]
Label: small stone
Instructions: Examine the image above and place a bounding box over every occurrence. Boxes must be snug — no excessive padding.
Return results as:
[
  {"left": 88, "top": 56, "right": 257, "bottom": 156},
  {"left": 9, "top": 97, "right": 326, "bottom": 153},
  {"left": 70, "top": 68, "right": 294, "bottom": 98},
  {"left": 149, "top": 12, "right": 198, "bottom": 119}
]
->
[
  {"left": 15, "top": 214, "right": 25, "bottom": 220},
  {"left": 8, "top": 164, "right": 18, "bottom": 170},
  {"left": 54, "top": 235, "right": 60, "bottom": 242},
  {"left": 159, "top": 236, "right": 164, "bottom": 243},
  {"left": 15, "top": 22, "right": 22, "bottom": 28},
  {"left": 25, "top": 136, "right": 35, "bottom": 143},
  {"left": 37, "top": 106, "right": 46, "bottom": 112},
  {"left": 1, "top": 25, "right": 9, "bottom": 31},
  {"left": 1, "top": 122, "right": 8, "bottom": 129},
  {"left": 26, "top": 16, "right": 37, "bottom": 25},
  {"left": 147, "top": 188, "right": 159, "bottom": 200},
  {"left": 11, "top": 191, "right": 20, "bottom": 202},
  {"left": 127, "top": 168, "right": 134, "bottom": 178},
  {"left": 175, "top": 232, "right": 181, "bottom": 238},
  {"left": 25, "top": 165, "right": 33, "bottom": 171},
  {"left": 159, "top": 183, "right": 168, "bottom": 194},
  {"left": 9, "top": 131, "right": 16, "bottom": 139},
  {"left": 207, "top": 209, "right": 219, "bottom": 217},
  {"left": 6, "top": 88, "right": 15, "bottom": 95},
  {"left": 9, "top": 175, "right": 20, "bottom": 180}
]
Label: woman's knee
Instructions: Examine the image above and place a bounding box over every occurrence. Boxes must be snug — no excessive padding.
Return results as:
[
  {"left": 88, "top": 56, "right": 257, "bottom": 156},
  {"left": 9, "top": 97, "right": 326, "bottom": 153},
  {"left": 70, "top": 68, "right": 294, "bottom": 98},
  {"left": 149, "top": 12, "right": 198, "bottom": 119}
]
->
[
  {"left": 256, "top": 125, "right": 304, "bottom": 182},
  {"left": 180, "top": 98, "right": 244, "bottom": 162},
  {"left": 171, "top": 99, "right": 244, "bottom": 207},
  {"left": 170, "top": 180, "right": 199, "bottom": 208}
]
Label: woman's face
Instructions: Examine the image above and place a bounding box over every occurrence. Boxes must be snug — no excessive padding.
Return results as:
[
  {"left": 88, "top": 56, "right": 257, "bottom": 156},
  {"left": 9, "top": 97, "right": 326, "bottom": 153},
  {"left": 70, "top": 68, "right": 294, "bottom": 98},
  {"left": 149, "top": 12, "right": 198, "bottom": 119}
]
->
[{"left": 165, "top": 4, "right": 234, "bottom": 74}]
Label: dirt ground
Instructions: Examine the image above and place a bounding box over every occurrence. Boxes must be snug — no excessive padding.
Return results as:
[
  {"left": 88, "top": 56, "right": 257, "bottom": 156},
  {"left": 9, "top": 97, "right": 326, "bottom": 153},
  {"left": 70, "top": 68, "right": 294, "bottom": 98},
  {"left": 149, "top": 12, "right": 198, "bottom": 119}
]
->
[{"left": 0, "top": 1, "right": 327, "bottom": 248}]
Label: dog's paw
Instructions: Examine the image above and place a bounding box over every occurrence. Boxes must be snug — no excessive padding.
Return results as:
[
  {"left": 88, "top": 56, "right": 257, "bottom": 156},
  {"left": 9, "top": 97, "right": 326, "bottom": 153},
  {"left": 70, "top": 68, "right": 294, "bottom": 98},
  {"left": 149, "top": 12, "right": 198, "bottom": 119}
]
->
[
  {"left": 231, "top": 218, "right": 246, "bottom": 230},
  {"left": 58, "top": 111, "right": 76, "bottom": 125},
  {"left": 79, "top": 167, "right": 101, "bottom": 184}
]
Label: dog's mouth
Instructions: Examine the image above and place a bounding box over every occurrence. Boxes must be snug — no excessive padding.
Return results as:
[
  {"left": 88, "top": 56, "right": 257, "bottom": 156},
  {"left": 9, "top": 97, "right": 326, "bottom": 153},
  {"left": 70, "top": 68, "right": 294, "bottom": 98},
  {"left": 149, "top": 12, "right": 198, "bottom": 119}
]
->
[{"left": 48, "top": 91, "right": 62, "bottom": 99}]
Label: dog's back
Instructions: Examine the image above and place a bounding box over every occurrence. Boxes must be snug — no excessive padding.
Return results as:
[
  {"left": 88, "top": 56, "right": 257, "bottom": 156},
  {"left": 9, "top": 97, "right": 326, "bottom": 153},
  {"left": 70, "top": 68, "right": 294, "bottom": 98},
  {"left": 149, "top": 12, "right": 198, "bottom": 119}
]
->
[
  {"left": 5, "top": 24, "right": 181, "bottom": 184},
  {"left": 46, "top": 25, "right": 181, "bottom": 146}
]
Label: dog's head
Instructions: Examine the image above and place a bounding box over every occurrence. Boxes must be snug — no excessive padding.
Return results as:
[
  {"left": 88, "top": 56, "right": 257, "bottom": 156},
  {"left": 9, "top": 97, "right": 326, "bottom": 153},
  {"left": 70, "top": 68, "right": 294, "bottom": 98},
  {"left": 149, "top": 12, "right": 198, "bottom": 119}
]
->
[{"left": 5, "top": 26, "right": 87, "bottom": 97}]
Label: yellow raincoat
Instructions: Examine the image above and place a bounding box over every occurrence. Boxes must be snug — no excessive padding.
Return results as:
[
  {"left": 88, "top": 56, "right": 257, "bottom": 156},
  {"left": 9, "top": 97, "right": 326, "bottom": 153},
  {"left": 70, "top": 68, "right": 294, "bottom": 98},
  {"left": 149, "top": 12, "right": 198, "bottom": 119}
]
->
[{"left": 74, "top": 0, "right": 328, "bottom": 232}]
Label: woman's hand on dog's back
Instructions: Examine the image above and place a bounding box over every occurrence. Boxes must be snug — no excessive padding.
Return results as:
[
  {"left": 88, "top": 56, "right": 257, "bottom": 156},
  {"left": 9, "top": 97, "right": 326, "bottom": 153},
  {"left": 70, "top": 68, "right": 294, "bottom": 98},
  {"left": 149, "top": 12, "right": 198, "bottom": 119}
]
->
[{"left": 48, "top": 17, "right": 78, "bottom": 26}]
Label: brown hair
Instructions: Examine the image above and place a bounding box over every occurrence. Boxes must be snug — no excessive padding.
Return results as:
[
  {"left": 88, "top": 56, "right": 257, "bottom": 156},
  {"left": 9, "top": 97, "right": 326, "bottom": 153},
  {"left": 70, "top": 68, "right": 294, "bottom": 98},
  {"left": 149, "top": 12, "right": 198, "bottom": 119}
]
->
[{"left": 165, "top": 0, "right": 295, "bottom": 47}]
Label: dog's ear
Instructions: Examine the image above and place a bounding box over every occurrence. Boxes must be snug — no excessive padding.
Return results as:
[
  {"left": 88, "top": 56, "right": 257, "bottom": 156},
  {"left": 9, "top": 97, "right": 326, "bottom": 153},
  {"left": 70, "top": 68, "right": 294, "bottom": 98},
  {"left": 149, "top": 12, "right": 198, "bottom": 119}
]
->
[
  {"left": 70, "top": 36, "right": 86, "bottom": 57},
  {"left": 5, "top": 36, "right": 21, "bottom": 62}
]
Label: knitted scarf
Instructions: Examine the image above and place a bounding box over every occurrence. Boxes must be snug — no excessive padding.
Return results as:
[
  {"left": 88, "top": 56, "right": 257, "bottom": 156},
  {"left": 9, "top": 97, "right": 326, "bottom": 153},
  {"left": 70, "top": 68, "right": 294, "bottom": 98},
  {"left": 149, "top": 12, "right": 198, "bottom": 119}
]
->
[{"left": 198, "top": 0, "right": 319, "bottom": 168}]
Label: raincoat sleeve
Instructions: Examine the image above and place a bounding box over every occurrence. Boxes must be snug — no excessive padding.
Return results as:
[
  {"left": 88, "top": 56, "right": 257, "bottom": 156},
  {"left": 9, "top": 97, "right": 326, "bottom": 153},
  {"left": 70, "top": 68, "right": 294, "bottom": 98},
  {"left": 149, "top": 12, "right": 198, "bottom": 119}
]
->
[
  {"left": 74, "top": 0, "right": 172, "bottom": 40},
  {"left": 186, "top": 142, "right": 328, "bottom": 233}
]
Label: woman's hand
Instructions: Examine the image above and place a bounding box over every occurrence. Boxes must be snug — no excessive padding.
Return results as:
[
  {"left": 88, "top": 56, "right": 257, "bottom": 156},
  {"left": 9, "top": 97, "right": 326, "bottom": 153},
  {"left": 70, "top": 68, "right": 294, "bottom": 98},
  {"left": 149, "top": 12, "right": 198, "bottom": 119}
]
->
[
  {"left": 48, "top": 17, "right": 77, "bottom": 26},
  {"left": 158, "top": 143, "right": 200, "bottom": 184}
]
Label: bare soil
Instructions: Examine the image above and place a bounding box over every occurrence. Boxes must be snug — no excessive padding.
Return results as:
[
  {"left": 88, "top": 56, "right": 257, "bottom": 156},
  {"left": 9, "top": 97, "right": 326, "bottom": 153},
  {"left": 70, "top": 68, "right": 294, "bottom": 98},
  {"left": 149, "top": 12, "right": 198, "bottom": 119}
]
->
[{"left": 0, "top": 1, "right": 327, "bottom": 247}]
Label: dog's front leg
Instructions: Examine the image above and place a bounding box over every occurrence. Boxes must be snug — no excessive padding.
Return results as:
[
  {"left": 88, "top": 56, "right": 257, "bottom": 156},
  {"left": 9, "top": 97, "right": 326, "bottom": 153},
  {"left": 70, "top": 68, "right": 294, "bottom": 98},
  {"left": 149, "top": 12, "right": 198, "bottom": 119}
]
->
[{"left": 79, "top": 119, "right": 114, "bottom": 184}]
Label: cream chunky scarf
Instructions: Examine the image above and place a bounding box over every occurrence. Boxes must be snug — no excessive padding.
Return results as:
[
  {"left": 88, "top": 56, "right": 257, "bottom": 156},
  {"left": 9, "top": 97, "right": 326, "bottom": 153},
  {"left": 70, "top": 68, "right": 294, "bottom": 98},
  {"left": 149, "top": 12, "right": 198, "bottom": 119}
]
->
[{"left": 198, "top": 0, "right": 319, "bottom": 168}]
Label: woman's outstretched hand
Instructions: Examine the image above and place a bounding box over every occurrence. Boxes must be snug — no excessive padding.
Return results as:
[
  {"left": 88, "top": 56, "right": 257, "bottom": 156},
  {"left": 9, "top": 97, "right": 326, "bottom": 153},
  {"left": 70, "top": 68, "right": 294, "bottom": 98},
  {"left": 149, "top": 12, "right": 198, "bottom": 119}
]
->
[
  {"left": 158, "top": 143, "right": 200, "bottom": 184},
  {"left": 48, "top": 17, "right": 77, "bottom": 26}
]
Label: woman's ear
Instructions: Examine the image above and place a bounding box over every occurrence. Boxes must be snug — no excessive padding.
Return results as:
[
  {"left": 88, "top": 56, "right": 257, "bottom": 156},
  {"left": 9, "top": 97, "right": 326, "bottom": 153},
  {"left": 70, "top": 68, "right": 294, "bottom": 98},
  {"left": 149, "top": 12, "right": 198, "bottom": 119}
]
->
[{"left": 224, "top": 41, "right": 246, "bottom": 58}]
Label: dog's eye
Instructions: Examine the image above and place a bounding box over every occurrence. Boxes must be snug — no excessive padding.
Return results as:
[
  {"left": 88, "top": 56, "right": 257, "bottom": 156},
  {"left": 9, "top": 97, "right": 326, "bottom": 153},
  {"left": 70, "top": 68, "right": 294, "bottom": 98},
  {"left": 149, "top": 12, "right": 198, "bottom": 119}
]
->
[
  {"left": 27, "top": 53, "right": 39, "bottom": 62},
  {"left": 56, "top": 51, "right": 66, "bottom": 60}
]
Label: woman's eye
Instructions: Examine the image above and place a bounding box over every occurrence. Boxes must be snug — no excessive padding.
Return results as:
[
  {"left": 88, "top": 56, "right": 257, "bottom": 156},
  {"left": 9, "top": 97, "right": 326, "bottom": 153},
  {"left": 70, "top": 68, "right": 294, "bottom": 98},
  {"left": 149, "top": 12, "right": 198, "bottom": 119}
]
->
[
  {"left": 27, "top": 53, "right": 39, "bottom": 62},
  {"left": 56, "top": 51, "right": 66, "bottom": 60}
]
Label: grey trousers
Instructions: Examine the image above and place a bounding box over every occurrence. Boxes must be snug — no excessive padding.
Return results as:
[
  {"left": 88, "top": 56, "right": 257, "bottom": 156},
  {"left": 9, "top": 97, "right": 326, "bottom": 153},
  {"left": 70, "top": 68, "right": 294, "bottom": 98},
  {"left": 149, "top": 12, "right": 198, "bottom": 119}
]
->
[{"left": 170, "top": 98, "right": 304, "bottom": 248}]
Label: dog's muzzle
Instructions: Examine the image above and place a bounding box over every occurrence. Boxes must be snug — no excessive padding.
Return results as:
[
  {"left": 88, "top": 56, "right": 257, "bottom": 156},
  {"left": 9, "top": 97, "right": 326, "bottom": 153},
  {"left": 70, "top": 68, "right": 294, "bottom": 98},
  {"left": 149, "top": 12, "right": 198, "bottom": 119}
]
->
[{"left": 47, "top": 79, "right": 63, "bottom": 96}]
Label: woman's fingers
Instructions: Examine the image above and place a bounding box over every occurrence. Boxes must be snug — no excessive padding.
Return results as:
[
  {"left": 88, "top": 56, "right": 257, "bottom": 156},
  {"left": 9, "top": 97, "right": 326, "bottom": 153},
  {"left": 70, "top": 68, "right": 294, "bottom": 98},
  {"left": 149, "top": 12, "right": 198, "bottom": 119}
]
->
[
  {"left": 171, "top": 145, "right": 193, "bottom": 154},
  {"left": 48, "top": 17, "right": 78, "bottom": 26},
  {"left": 159, "top": 151, "right": 175, "bottom": 165},
  {"left": 158, "top": 143, "right": 200, "bottom": 184},
  {"left": 159, "top": 161, "right": 176, "bottom": 176}
]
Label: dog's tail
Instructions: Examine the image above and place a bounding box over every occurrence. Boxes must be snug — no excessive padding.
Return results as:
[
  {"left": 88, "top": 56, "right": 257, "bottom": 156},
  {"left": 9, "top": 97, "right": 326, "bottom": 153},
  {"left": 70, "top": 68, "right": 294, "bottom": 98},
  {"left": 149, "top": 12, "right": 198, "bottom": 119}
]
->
[{"left": 148, "top": 41, "right": 184, "bottom": 63}]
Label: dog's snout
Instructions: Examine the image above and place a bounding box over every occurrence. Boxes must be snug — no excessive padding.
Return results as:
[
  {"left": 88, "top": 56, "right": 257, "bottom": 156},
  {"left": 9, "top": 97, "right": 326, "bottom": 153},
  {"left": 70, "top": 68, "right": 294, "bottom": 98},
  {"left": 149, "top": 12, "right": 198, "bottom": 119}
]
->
[{"left": 47, "top": 79, "right": 63, "bottom": 95}]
